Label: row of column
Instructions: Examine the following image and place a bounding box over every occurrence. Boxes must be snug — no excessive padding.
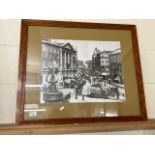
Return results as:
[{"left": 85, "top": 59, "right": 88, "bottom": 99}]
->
[{"left": 60, "top": 50, "right": 74, "bottom": 69}]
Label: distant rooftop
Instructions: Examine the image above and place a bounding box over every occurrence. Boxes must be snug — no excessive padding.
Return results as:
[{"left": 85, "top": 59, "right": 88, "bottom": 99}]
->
[{"left": 93, "top": 47, "right": 121, "bottom": 55}]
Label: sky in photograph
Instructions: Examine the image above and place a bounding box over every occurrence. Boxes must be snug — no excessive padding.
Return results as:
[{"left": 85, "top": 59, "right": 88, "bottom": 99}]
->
[{"left": 49, "top": 39, "right": 121, "bottom": 62}]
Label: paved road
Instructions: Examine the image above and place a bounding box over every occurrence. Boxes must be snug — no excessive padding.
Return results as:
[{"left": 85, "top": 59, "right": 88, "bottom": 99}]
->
[{"left": 59, "top": 87, "right": 125, "bottom": 103}]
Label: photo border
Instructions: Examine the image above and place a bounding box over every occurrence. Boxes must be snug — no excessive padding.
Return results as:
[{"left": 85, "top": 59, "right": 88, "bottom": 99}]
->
[{"left": 16, "top": 19, "right": 147, "bottom": 125}]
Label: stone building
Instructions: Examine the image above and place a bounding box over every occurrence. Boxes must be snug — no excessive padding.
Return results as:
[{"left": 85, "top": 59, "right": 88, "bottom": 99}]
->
[
  {"left": 109, "top": 48, "right": 123, "bottom": 82},
  {"left": 92, "top": 48, "right": 123, "bottom": 83},
  {"left": 85, "top": 60, "right": 92, "bottom": 70},
  {"left": 41, "top": 40, "right": 77, "bottom": 87},
  {"left": 92, "top": 48, "right": 112, "bottom": 73},
  {"left": 92, "top": 48, "right": 100, "bottom": 70},
  {"left": 77, "top": 60, "right": 85, "bottom": 69}
]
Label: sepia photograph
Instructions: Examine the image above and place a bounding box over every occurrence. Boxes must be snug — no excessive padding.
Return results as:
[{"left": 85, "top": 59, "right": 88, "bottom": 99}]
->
[{"left": 40, "top": 39, "right": 126, "bottom": 103}]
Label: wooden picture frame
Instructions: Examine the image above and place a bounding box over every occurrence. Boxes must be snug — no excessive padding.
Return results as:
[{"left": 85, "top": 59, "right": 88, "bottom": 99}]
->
[{"left": 16, "top": 19, "right": 147, "bottom": 125}]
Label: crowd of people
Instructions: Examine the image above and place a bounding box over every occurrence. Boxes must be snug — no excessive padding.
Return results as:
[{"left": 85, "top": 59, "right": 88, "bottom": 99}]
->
[
  {"left": 73, "top": 78, "right": 121, "bottom": 101},
  {"left": 43, "top": 68, "right": 123, "bottom": 102},
  {"left": 74, "top": 79, "right": 91, "bottom": 101}
]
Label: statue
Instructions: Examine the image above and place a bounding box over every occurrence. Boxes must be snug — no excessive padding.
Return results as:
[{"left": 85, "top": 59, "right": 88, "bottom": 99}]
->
[
  {"left": 47, "top": 68, "right": 57, "bottom": 93},
  {"left": 43, "top": 67, "right": 63, "bottom": 102}
]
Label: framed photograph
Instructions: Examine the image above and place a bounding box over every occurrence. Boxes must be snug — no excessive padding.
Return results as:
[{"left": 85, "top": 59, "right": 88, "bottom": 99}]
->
[{"left": 16, "top": 19, "right": 147, "bottom": 124}]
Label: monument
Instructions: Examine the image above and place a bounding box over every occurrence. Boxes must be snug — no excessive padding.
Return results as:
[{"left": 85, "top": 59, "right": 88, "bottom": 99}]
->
[{"left": 43, "top": 68, "right": 63, "bottom": 102}]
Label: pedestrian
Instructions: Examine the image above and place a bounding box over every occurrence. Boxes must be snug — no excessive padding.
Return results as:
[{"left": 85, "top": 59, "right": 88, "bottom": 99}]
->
[
  {"left": 115, "top": 86, "right": 119, "bottom": 99},
  {"left": 82, "top": 80, "right": 91, "bottom": 101},
  {"left": 74, "top": 83, "right": 79, "bottom": 99}
]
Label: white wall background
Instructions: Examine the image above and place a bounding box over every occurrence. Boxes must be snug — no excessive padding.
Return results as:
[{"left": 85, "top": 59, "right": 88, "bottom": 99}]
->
[{"left": 0, "top": 19, "right": 155, "bottom": 134}]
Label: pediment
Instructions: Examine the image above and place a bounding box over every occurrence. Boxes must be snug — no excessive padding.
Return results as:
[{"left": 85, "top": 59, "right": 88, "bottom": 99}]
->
[{"left": 63, "top": 43, "right": 74, "bottom": 51}]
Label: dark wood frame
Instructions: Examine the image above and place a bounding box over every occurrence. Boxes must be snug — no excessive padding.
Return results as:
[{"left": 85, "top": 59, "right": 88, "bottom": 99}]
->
[{"left": 16, "top": 19, "right": 147, "bottom": 125}]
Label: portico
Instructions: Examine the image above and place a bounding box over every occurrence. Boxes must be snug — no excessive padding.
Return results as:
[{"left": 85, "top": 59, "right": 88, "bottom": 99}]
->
[{"left": 41, "top": 40, "right": 77, "bottom": 87}]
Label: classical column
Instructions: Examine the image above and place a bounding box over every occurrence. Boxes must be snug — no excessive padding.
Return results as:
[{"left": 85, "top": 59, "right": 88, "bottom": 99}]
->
[
  {"left": 68, "top": 52, "right": 70, "bottom": 65},
  {"left": 71, "top": 53, "right": 73, "bottom": 68},
  {"left": 59, "top": 50, "right": 63, "bottom": 82},
  {"left": 64, "top": 51, "right": 66, "bottom": 69},
  {"left": 69, "top": 53, "right": 72, "bottom": 76},
  {"left": 67, "top": 52, "right": 69, "bottom": 64},
  {"left": 60, "top": 50, "right": 63, "bottom": 70},
  {"left": 69, "top": 53, "right": 71, "bottom": 67},
  {"left": 66, "top": 52, "right": 68, "bottom": 67},
  {"left": 66, "top": 52, "right": 68, "bottom": 69}
]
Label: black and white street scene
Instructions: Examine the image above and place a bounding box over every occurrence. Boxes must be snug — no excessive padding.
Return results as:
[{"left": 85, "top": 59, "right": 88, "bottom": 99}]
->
[{"left": 40, "top": 39, "right": 126, "bottom": 103}]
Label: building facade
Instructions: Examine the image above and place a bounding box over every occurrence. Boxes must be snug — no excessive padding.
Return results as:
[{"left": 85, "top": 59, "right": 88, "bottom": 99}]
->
[
  {"left": 92, "top": 48, "right": 123, "bottom": 83},
  {"left": 92, "top": 49, "right": 100, "bottom": 70},
  {"left": 41, "top": 40, "right": 77, "bottom": 87},
  {"left": 92, "top": 48, "right": 112, "bottom": 73},
  {"left": 77, "top": 60, "right": 85, "bottom": 69},
  {"left": 109, "top": 48, "right": 123, "bottom": 82},
  {"left": 85, "top": 60, "right": 92, "bottom": 70}
]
